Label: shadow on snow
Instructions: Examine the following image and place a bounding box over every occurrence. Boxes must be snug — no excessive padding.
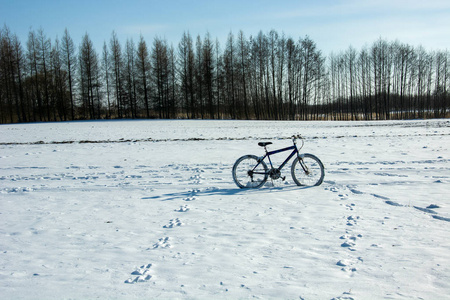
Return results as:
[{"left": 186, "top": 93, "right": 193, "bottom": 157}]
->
[{"left": 141, "top": 184, "right": 314, "bottom": 201}]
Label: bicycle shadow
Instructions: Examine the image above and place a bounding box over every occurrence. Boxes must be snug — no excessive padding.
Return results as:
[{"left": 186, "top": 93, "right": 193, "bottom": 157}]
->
[{"left": 142, "top": 184, "right": 314, "bottom": 202}]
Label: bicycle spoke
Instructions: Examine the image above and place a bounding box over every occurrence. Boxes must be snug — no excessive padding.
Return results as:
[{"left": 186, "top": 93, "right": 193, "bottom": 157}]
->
[
  {"left": 291, "top": 154, "right": 325, "bottom": 186},
  {"left": 232, "top": 155, "right": 268, "bottom": 188}
]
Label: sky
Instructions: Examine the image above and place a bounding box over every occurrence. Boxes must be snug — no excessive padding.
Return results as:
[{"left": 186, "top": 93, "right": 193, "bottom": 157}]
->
[{"left": 1, "top": 0, "right": 449, "bottom": 56}]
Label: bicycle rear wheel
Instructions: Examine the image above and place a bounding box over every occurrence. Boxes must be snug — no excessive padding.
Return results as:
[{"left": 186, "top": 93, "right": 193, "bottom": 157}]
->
[
  {"left": 291, "top": 153, "right": 325, "bottom": 186},
  {"left": 232, "top": 155, "right": 268, "bottom": 188}
]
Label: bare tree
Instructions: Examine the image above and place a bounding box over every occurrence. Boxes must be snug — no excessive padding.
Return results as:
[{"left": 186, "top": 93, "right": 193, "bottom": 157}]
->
[
  {"left": 136, "top": 35, "right": 151, "bottom": 118},
  {"left": 203, "top": 32, "right": 215, "bottom": 119},
  {"left": 0, "top": 26, "right": 21, "bottom": 123},
  {"left": 178, "top": 32, "right": 195, "bottom": 118},
  {"left": 124, "top": 38, "right": 137, "bottom": 118},
  {"left": 151, "top": 37, "right": 169, "bottom": 118},
  {"left": 61, "top": 28, "right": 76, "bottom": 120},
  {"left": 110, "top": 31, "right": 124, "bottom": 118},
  {"left": 12, "top": 34, "right": 27, "bottom": 122},
  {"left": 195, "top": 35, "right": 204, "bottom": 118},
  {"left": 101, "top": 42, "right": 112, "bottom": 118},
  {"left": 237, "top": 30, "right": 250, "bottom": 119},
  {"left": 224, "top": 31, "right": 237, "bottom": 118},
  {"left": 51, "top": 37, "right": 68, "bottom": 121},
  {"left": 36, "top": 28, "right": 52, "bottom": 121},
  {"left": 79, "top": 33, "right": 100, "bottom": 119},
  {"left": 168, "top": 44, "right": 177, "bottom": 118}
]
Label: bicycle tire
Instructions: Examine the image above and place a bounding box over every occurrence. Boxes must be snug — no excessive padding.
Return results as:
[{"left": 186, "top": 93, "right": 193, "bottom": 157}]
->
[
  {"left": 232, "top": 155, "right": 268, "bottom": 188},
  {"left": 291, "top": 153, "right": 325, "bottom": 186}
]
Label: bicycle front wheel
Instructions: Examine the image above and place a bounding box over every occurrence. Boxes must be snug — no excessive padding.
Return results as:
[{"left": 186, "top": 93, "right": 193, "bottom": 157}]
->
[
  {"left": 291, "top": 153, "right": 325, "bottom": 186},
  {"left": 232, "top": 155, "right": 268, "bottom": 188}
]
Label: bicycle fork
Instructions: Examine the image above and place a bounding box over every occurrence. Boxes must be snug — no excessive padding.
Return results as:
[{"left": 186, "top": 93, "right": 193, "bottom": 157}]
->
[{"left": 297, "top": 154, "right": 311, "bottom": 175}]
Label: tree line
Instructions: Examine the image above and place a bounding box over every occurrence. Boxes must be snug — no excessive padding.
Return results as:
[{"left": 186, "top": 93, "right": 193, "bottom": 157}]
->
[{"left": 0, "top": 25, "right": 448, "bottom": 124}]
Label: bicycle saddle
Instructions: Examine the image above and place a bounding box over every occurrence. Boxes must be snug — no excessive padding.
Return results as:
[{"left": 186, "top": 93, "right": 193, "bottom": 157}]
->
[{"left": 258, "top": 142, "right": 272, "bottom": 147}]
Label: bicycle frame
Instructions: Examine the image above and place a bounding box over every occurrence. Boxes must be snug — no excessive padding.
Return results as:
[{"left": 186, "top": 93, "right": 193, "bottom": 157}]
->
[{"left": 253, "top": 145, "right": 302, "bottom": 175}]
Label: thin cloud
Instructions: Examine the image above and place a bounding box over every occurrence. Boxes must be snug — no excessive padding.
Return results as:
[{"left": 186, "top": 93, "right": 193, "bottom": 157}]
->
[
  {"left": 255, "top": 0, "right": 450, "bottom": 55},
  {"left": 118, "top": 24, "right": 170, "bottom": 36},
  {"left": 271, "top": 0, "right": 450, "bottom": 20}
]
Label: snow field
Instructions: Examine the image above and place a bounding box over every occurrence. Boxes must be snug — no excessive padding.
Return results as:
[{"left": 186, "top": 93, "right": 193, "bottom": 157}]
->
[{"left": 0, "top": 119, "right": 449, "bottom": 299}]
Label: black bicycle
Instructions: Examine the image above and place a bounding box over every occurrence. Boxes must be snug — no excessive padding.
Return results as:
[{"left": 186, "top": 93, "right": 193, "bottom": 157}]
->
[{"left": 232, "top": 135, "right": 325, "bottom": 188}]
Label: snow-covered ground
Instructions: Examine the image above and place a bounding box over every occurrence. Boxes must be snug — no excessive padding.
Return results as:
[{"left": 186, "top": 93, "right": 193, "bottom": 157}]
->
[{"left": 1, "top": 119, "right": 449, "bottom": 299}]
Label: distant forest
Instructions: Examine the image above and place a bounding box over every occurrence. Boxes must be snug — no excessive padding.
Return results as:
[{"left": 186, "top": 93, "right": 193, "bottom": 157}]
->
[{"left": 0, "top": 25, "right": 449, "bottom": 123}]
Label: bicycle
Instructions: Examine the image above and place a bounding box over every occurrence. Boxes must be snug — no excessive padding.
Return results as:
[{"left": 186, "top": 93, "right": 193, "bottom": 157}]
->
[{"left": 232, "top": 135, "right": 325, "bottom": 188}]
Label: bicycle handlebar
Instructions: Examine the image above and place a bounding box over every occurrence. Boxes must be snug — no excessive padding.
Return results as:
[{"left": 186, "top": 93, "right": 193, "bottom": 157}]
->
[{"left": 292, "top": 134, "right": 304, "bottom": 149}]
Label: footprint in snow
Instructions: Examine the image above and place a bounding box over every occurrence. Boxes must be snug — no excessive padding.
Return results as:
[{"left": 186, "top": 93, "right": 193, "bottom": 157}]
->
[
  {"left": 328, "top": 186, "right": 339, "bottom": 193},
  {"left": 336, "top": 257, "right": 363, "bottom": 273},
  {"left": 432, "top": 215, "right": 450, "bottom": 222},
  {"left": 340, "top": 234, "right": 362, "bottom": 241},
  {"left": 427, "top": 204, "right": 440, "bottom": 209},
  {"left": 383, "top": 202, "right": 450, "bottom": 222},
  {"left": 336, "top": 259, "right": 356, "bottom": 271},
  {"left": 350, "top": 188, "right": 363, "bottom": 195},
  {"left": 125, "top": 264, "right": 152, "bottom": 284},
  {"left": 151, "top": 237, "right": 171, "bottom": 249},
  {"left": 163, "top": 218, "right": 183, "bottom": 228},
  {"left": 175, "top": 205, "right": 190, "bottom": 212},
  {"left": 372, "top": 193, "right": 390, "bottom": 200},
  {"left": 344, "top": 203, "right": 356, "bottom": 211},
  {"left": 338, "top": 193, "right": 349, "bottom": 200},
  {"left": 341, "top": 241, "right": 357, "bottom": 250},
  {"left": 340, "top": 228, "right": 362, "bottom": 252},
  {"left": 414, "top": 206, "right": 438, "bottom": 214},
  {"left": 346, "top": 215, "right": 360, "bottom": 226},
  {"left": 184, "top": 196, "right": 197, "bottom": 201},
  {"left": 385, "top": 200, "right": 403, "bottom": 207},
  {"left": 189, "top": 174, "right": 203, "bottom": 184},
  {"left": 331, "top": 291, "right": 355, "bottom": 300}
]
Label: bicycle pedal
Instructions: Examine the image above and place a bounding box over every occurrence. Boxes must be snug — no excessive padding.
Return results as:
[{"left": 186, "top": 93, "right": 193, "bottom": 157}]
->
[{"left": 282, "top": 176, "right": 286, "bottom": 181}]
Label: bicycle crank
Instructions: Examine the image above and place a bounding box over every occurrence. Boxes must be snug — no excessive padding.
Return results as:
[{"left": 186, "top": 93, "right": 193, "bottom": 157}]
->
[{"left": 268, "top": 168, "right": 285, "bottom": 181}]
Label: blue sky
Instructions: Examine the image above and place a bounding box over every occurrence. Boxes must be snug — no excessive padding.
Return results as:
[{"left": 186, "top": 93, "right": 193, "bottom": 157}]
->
[{"left": 1, "top": 0, "right": 449, "bottom": 56}]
